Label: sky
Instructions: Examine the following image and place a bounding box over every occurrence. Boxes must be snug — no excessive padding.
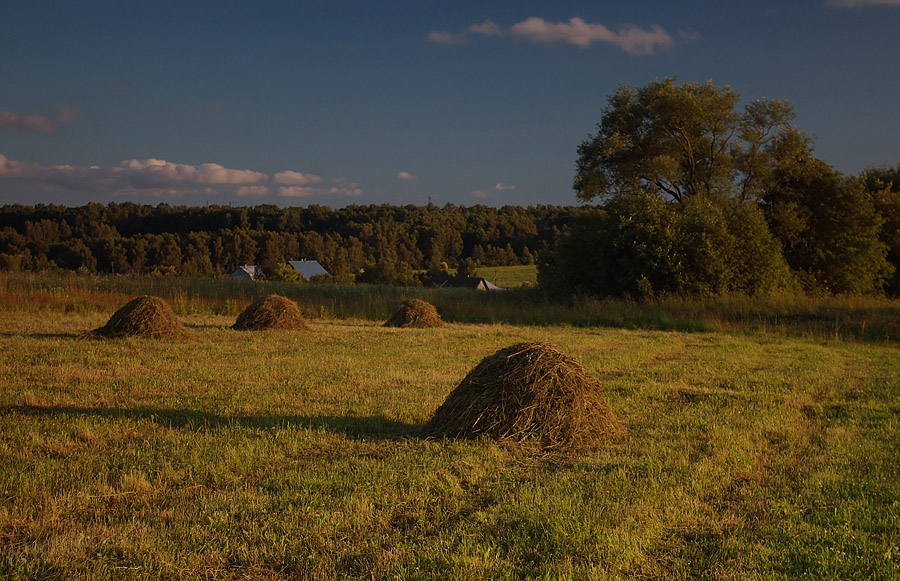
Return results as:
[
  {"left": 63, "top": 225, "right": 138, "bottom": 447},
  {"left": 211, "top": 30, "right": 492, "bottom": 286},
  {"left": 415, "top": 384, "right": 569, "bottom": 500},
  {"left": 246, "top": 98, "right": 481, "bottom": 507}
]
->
[{"left": 1, "top": 0, "right": 899, "bottom": 208}]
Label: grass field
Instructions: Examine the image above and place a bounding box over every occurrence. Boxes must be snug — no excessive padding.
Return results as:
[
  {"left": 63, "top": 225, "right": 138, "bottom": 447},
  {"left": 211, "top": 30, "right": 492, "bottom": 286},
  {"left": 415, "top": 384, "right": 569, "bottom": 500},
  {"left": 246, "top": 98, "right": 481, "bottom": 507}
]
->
[
  {"left": 4, "top": 271, "right": 900, "bottom": 342},
  {"left": 1, "top": 282, "right": 899, "bottom": 578},
  {"left": 474, "top": 265, "right": 537, "bottom": 288}
]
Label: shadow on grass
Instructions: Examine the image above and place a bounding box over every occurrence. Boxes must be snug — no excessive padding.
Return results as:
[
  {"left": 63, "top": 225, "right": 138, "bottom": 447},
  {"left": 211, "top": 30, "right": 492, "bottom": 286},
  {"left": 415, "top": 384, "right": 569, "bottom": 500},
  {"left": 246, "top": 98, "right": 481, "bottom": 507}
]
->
[{"left": 3, "top": 404, "right": 422, "bottom": 440}]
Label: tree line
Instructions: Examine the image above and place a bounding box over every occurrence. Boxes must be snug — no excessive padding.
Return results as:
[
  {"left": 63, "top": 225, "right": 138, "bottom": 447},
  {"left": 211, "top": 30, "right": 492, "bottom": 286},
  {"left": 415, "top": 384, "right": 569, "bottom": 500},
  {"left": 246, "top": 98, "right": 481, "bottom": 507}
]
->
[
  {"left": 3, "top": 79, "right": 898, "bottom": 297},
  {"left": 539, "top": 79, "right": 900, "bottom": 298},
  {"left": 0, "top": 202, "right": 575, "bottom": 285}
]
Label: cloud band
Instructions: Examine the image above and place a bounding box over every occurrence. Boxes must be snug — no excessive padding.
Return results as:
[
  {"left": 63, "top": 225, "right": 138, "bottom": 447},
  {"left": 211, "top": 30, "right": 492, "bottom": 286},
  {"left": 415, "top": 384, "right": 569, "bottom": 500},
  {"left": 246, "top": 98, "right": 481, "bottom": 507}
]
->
[
  {"left": 0, "top": 154, "right": 361, "bottom": 200},
  {"left": 428, "top": 17, "right": 675, "bottom": 55}
]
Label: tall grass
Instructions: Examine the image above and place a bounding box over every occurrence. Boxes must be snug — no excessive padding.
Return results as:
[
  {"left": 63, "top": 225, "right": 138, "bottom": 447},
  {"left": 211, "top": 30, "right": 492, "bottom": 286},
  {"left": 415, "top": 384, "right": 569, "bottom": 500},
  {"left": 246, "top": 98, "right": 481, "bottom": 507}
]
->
[{"left": 1, "top": 271, "right": 899, "bottom": 342}]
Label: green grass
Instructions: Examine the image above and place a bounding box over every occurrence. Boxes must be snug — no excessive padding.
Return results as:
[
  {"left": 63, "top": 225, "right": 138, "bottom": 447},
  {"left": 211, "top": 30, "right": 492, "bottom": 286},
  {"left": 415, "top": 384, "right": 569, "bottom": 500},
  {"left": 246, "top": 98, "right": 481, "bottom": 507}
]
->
[
  {"left": 1, "top": 301, "right": 898, "bottom": 579},
  {"left": 474, "top": 265, "right": 538, "bottom": 288}
]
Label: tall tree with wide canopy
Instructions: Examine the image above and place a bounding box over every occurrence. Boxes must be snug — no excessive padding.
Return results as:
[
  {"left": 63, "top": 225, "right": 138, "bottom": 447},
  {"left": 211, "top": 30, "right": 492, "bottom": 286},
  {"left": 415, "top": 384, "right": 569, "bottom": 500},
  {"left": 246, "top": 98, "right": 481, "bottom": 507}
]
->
[
  {"left": 544, "top": 78, "right": 798, "bottom": 298},
  {"left": 574, "top": 78, "right": 798, "bottom": 203}
]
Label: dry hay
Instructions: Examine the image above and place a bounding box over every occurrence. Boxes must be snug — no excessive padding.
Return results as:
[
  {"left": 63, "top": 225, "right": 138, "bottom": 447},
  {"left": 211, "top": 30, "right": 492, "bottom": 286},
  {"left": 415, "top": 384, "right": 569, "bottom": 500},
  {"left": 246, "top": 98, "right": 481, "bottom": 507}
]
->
[
  {"left": 384, "top": 299, "right": 443, "bottom": 328},
  {"left": 87, "top": 295, "right": 186, "bottom": 339},
  {"left": 426, "top": 341, "right": 622, "bottom": 451},
  {"left": 233, "top": 294, "right": 308, "bottom": 331}
]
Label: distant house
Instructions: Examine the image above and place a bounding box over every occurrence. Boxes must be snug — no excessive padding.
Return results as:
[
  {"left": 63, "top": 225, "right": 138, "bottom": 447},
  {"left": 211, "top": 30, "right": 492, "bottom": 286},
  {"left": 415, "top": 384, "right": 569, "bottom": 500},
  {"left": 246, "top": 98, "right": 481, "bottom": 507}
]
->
[
  {"left": 429, "top": 276, "right": 507, "bottom": 291},
  {"left": 230, "top": 265, "right": 262, "bottom": 281},
  {"left": 288, "top": 260, "right": 330, "bottom": 280}
]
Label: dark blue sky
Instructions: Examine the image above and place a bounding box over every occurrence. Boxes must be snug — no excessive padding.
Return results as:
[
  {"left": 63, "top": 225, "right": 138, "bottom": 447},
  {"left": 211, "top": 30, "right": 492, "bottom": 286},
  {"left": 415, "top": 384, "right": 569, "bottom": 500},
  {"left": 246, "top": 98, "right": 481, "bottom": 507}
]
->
[{"left": 2, "top": 0, "right": 898, "bottom": 207}]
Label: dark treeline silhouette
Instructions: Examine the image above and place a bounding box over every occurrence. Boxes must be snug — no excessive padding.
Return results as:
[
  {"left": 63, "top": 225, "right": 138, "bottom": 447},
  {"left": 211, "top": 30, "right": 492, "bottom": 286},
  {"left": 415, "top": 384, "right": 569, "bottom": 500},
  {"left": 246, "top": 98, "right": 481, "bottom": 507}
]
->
[{"left": 0, "top": 202, "right": 577, "bottom": 285}]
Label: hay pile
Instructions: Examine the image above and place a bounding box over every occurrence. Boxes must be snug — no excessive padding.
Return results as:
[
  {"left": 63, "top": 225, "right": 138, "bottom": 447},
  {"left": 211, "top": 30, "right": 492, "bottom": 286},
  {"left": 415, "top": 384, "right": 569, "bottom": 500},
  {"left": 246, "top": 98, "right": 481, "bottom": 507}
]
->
[
  {"left": 233, "top": 294, "right": 308, "bottom": 331},
  {"left": 384, "top": 299, "right": 443, "bottom": 328},
  {"left": 426, "top": 342, "right": 621, "bottom": 450},
  {"left": 88, "top": 295, "right": 186, "bottom": 339}
]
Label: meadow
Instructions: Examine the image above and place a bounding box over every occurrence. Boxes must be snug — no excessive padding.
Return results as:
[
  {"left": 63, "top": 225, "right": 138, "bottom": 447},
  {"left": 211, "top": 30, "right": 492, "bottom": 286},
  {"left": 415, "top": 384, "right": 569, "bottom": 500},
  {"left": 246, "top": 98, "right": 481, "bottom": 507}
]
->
[
  {"left": 1, "top": 272, "right": 899, "bottom": 579},
  {"left": 473, "top": 265, "right": 538, "bottom": 288}
]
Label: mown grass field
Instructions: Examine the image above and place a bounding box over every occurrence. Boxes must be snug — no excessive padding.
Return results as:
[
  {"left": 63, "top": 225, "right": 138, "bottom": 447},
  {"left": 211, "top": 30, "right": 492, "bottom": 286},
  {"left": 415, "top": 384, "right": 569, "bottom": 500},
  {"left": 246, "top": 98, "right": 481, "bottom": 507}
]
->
[{"left": 1, "top": 274, "right": 899, "bottom": 579}]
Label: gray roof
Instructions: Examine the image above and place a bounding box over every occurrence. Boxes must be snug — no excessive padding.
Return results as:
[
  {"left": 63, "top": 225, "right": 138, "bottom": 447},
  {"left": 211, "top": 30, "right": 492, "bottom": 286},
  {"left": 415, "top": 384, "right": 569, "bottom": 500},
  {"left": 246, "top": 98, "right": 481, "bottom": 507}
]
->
[
  {"left": 429, "top": 276, "right": 508, "bottom": 291},
  {"left": 230, "top": 265, "right": 262, "bottom": 280},
  {"left": 288, "top": 260, "right": 329, "bottom": 279}
]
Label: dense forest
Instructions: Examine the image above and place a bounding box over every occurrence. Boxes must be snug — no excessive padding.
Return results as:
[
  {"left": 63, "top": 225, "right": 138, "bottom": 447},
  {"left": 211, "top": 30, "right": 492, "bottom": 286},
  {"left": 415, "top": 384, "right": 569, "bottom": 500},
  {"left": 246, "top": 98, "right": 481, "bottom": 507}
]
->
[{"left": 0, "top": 202, "right": 577, "bottom": 285}]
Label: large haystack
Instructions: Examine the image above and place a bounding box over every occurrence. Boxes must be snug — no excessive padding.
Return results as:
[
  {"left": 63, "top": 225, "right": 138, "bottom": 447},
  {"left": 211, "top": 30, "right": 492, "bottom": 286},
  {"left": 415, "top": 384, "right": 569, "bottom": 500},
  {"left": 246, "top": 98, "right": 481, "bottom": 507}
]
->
[
  {"left": 233, "top": 294, "right": 308, "bottom": 331},
  {"left": 88, "top": 295, "right": 186, "bottom": 339},
  {"left": 427, "top": 342, "right": 621, "bottom": 450},
  {"left": 384, "top": 299, "right": 443, "bottom": 328}
]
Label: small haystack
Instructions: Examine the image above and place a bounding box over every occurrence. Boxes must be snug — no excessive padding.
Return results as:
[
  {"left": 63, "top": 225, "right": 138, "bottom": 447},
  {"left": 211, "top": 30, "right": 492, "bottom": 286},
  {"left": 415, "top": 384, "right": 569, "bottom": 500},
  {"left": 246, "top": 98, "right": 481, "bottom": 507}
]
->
[
  {"left": 233, "top": 294, "right": 308, "bottom": 331},
  {"left": 384, "top": 299, "right": 443, "bottom": 328},
  {"left": 88, "top": 295, "right": 186, "bottom": 339},
  {"left": 427, "top": 342, "right": 621, "bottom": 450}
]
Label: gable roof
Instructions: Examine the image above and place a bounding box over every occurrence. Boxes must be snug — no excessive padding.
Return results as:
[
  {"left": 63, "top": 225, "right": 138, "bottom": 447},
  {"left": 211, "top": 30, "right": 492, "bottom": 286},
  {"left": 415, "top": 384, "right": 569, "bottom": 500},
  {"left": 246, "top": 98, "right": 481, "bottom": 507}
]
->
[
  {"left": 230, "top": 265, "right": 262, "bottom": 280},
  {"left": 288, "top": 260, "right": 329, "bottom": 279},
  {"left": 429, "top": 276, "right": 507, "bottom": 291}
]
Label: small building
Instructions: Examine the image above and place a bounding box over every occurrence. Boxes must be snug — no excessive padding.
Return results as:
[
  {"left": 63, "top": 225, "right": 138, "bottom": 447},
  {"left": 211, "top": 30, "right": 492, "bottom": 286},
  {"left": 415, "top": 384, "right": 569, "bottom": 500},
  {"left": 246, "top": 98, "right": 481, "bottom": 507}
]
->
[
  {"left": 230, "top": 265, "right": 262, "bottom": 281},
  {"left": 288, "top": 259, "right": 330, "bottom": 280},
  {"left": 429, "top": 276, "right": 507, "bottom": 291}
]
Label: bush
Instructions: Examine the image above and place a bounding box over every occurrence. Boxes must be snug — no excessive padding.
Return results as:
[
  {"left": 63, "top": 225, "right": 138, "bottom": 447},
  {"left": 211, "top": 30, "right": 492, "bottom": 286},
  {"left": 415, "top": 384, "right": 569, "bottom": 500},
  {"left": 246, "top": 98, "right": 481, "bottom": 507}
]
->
[{"left": 540, "top": 193, "right": 795, "bottom": 299}]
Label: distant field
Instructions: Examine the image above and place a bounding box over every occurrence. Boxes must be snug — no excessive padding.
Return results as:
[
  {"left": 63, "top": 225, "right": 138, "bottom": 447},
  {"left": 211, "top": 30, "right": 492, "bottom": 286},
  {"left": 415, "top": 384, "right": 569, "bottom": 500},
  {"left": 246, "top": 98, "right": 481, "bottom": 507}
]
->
[
  {"left": 473, "top": 265, "right": 537, "bottom": 288},
  {"left": 1, "top": 290, "right": 898, "bottom": 578}
]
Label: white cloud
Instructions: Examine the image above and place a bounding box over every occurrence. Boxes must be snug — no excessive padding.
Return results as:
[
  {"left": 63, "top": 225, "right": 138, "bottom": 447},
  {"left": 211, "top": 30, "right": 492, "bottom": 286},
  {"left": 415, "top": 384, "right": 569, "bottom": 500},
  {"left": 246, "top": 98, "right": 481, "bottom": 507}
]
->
[
  {"left": 469, "top": 20, "right": 502, "bottom": 37},
  {"left": 118, "top": 159, "right": 266, "bottom": 187},
  {"left": 826, "top": 0, "right": 900, "bottom": 6},
  {"left": 273, "top": 170, "right": 323, "bottom": 185},
  {"left": 0, "top": 153, "right": 361, "bottom": 200},
  {"left": 471, "top": 182, "right": 516, "bottom": 199},
  {"left": 397, "top": 171, "right": 417, "bottom": 182},
  {"left": 0, "top": 106, "right": 78, "bottom": 132},
  {"left": 431, "top": 17, "right": 675, "bottom": 55},
  {"left": 426, "top": 30, "right": 467, "bottom": 44},
  {"left": 236, "top": 185, "right": 269, "bottom": 196},
  {"left": 0, "top": 154, "right": 29, "bottom": 176},
  {"left": 510, "top": 17, "right": 674, "bottom": 54},
  {"left": 0, "top": 154, "right": 263, "bottom": 198}
]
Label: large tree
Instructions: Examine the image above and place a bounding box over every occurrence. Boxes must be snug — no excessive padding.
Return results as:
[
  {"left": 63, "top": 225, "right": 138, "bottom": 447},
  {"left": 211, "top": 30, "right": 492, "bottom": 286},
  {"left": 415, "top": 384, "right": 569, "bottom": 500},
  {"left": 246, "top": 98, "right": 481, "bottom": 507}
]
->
[
  {"left": 544, "top": 78, "right": 799, "bottom": 298},
  {"left": 574, "top": 78, "right": 799, "bottom": 203}
]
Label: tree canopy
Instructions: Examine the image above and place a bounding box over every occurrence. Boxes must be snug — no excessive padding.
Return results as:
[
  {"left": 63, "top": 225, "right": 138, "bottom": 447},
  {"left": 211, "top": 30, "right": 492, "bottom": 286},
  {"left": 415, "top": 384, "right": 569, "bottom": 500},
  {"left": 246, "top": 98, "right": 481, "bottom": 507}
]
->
[
  {"left": 574, "top": 78, "right": 800, "bottom": 203},
  {"left": 0, "top": 203, "right": 574, "bottom": 286},
  {"left": 545, "top": 78, "right": 896, "bottom": 298}
]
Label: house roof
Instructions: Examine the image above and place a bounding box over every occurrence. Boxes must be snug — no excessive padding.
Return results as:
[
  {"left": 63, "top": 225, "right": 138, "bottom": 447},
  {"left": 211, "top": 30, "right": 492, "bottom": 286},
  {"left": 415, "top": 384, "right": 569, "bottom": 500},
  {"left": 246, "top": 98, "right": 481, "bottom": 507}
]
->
[
  {"left": 429, "top": 276, "right": 507, "bottom": 291},
  {"left": 231, "top": 265, "right": 262, "bottom": 279},
  {"left": 288, "top": 260, "right": 329, "bottom": 279}
]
